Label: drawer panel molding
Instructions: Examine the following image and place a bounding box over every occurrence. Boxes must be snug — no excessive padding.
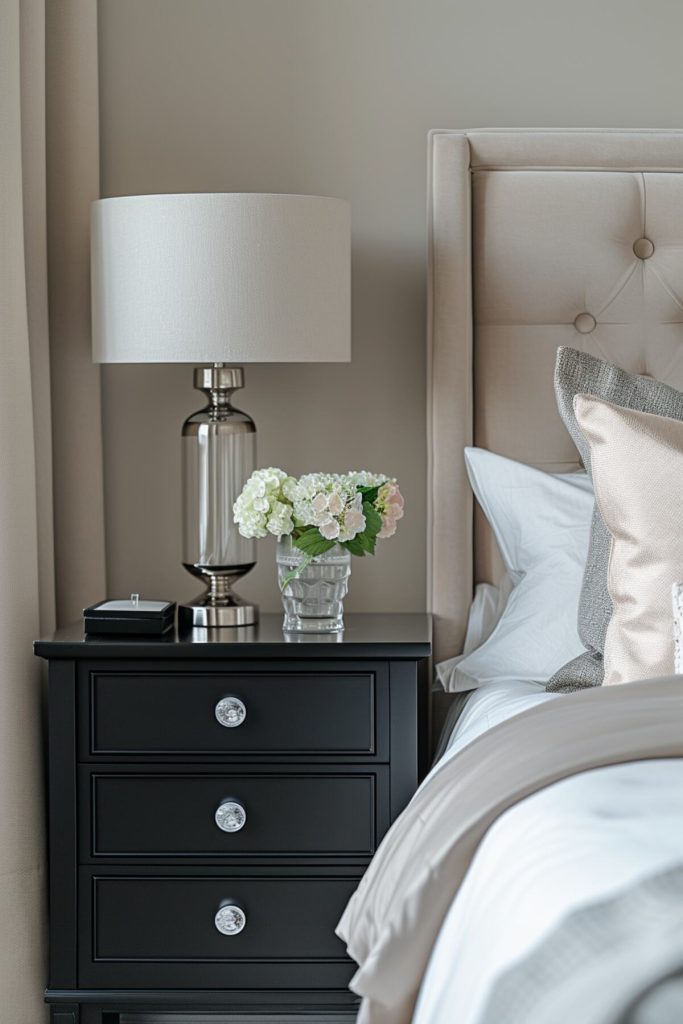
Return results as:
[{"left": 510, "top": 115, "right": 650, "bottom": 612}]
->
[
  {"left": 81, "top": 768, "right": 389, "bottom": 859},
  {"left": 79, "top": 872, "right": 360, "bottom": 989},
  {"left": 83, "top": 667, "right": 386, "bottom": 758}
]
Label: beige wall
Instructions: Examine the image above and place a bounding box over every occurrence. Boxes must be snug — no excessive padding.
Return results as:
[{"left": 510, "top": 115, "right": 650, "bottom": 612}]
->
[{"left": 98, "top": 0, "right": 683, "bottom": 613}]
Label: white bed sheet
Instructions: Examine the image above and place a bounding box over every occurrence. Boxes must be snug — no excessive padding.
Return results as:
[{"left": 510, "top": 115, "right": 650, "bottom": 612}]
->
[
  {"left": 413, "top": 682, "right": 683, "bottom": 1024},
  {"left": 442, "top": 679, "right": 555, "bottom": 759}
]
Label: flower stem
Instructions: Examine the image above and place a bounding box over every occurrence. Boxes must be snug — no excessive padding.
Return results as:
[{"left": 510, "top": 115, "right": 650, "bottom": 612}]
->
[{"left": 279, "top": 552, "right": 314, "bottom": 592}]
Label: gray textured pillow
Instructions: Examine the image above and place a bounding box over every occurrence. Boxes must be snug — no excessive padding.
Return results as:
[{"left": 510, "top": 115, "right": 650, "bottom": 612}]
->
[{"left": 547, "top": 347, "right": 683, "bottom": 693}]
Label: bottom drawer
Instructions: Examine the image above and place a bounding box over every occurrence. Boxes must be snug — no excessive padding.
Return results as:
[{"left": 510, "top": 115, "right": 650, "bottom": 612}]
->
[{"left": 79, "top": 871, "right": 359, "bottom": 989}]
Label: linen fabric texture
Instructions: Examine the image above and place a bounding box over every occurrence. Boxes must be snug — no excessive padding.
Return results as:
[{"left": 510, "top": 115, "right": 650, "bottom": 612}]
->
[
  {"left": 548, "top": 347, "right": 683, "bottom": 692},
  {"left": 337, "top": 676, "right": 683, "bottom": 1024},
  {"left": 478, "top": 865, "right": 683, "bottom": 1024},
  {"left": 437, "top": 447, "right": 592, "bottom": 691},
  {"left": 574, "top": 395, "right": 683, "bottom": 686}
]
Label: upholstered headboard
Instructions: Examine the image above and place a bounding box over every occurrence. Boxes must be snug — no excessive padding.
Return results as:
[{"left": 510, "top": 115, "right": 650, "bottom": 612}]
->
[{"left": 427, "top": 129, "right": 683, "bottom": 664}]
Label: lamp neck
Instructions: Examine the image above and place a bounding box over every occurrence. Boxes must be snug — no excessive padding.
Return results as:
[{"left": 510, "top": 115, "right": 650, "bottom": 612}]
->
[{"left": 193, "top": 364, "right": 245, "bottom": 416}]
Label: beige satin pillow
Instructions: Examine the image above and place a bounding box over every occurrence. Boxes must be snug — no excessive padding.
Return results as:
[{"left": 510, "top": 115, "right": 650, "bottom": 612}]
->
[{"left": 574, "top": 394, "right": 683, "bottom": 685}]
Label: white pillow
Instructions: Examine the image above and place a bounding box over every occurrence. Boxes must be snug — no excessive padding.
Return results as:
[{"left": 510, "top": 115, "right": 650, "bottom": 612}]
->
[
  {"left": 437, "top": 448, "right": 593, "bottom": 692},
  {"left": 462, "top": 576, "right": 517, "bottom": 654}
]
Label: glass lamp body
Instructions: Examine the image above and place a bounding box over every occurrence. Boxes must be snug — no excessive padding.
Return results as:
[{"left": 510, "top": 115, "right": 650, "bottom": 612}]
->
[{"left": 180, "top": 367, "right": 257, "bottom": 627}]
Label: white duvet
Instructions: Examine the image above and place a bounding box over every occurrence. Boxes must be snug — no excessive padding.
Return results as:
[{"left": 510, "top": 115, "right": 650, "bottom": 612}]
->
[{"left": 413, "top": 683, "right": 683, "bottom": 1024}]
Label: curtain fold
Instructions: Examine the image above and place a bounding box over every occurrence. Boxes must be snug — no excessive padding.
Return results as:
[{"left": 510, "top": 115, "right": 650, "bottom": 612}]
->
[
  {"left": 47, "top": 0, "right": 106, "bottom": 624},
  {"left": 1, "top": 0, "right": 105, "bottom": 1018},
  {"left": 1, "top": 1, "right": 49, "bottom": 1018},
  {"left": 21, "top": 0, "right": 55, "bottom": 632}
]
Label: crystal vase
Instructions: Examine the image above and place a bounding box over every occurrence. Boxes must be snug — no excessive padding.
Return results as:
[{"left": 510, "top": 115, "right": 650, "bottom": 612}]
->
[{"left": 277, "top": 536, "right": 351, "bottom": 633}]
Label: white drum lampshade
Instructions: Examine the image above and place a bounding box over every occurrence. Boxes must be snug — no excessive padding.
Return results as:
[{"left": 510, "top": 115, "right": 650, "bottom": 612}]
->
[
  {"left": 91, "top": 192, "right": 350, "bottom": 364},
  {"left": 90, "top": 192, "right": 351, "bottom": 628}
]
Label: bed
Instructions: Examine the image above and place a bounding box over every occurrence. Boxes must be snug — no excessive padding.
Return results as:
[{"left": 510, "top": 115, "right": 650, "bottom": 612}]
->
[{"left": 337, "top": 130, "right": 683, "bottom": 1023}]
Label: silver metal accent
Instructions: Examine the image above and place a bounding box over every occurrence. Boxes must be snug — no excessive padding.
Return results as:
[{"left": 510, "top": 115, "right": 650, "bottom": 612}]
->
[
  {"left": 194, "top": 364, "right": 244, "bottom": 392},
  {"left": 214, "top": 904, "right": 246, "bottom": 936},
  {"left": 178, "top": 592, "right": 258, "bottom": 629},
  {"left": 215, "top": 800, "right": 247, "bottom": 833},
  {"left": 179, "top": 364, "right": 259, "bottom": 630},
  {"left": 215, "top": 696, "right": 247, "bottom": 728}
]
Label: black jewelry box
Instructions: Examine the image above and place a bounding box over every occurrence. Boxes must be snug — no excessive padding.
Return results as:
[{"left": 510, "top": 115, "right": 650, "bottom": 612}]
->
[{"left": 84, "top": 598, "right": 176, "bottom": 636}]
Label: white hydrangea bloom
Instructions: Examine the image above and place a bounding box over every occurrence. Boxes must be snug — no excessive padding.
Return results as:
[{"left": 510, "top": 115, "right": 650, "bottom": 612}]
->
[
  {"left": 328, "top": 491, "right": 344, "bottom": 516},
  {"left": 339, "top": 492, "right": 366, "bottom": 541},
  {"left": 233, "top": 467, "right": 292, "bottom": 538},
  {"left": 319, "top": 518, "right": 341, "bottom": 540},
  {"left": 348, "top": 470, "right": 385, "bottom": 488},
  {"left": 234, "top": 467, "right": 401, "bottom": 549}
]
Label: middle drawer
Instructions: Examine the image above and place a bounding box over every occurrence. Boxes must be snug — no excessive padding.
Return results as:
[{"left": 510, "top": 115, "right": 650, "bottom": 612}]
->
[{"left": 80, "top": 766, "right": 389, "bottom": 860}]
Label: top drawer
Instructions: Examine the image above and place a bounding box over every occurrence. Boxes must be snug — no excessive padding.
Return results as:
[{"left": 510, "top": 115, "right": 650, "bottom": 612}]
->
[{"left": 80, "top": 663, "right": 386, "bottom": 759}]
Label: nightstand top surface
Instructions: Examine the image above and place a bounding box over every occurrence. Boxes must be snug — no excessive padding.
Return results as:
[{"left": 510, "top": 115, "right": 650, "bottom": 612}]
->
[{"left": 35, "top": 612, "right": 432, "bottom": 660}]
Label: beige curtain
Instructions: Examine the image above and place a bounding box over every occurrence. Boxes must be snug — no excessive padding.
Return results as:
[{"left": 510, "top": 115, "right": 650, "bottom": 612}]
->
[
  {"left": 1, "top": 0, "right": 105, "bottom": 1018},
  {"left": 46, "top": 0, "right": 107, "bottom": 622}
]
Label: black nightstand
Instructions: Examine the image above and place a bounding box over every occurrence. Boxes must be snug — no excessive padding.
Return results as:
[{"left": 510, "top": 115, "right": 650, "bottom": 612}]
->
[{"left": 36, "top": 612, "right": 431, "bottom": 1024}]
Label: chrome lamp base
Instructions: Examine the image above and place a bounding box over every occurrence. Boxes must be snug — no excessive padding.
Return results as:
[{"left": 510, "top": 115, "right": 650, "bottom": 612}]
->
[
  {"left": 179, "top": 564, "right": 258, "bottom": 630},
  {"left": 178, "top": 592, "right": 258, "bottom": 629}
]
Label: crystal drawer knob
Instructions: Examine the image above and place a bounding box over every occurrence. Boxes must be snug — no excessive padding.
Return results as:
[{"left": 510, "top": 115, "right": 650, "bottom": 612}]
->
[
  {"left": 215, "top": 904, "right": 246, "bottom": 936},
  {"left": 215, "top": 696, "right": 246, "bottom": 728},
  {"left": 215, "top": 800, "right": 247, "bottom": 833}
]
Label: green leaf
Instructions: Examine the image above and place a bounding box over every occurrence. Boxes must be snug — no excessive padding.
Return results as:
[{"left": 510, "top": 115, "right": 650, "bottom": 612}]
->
[
  {"left": 358, "top": 484, "right": 381, "bottom": 505},
  {"left": 362, "top": 502, "right": 383, "bottom": 539},
  {"left": 293, "top": 528, "right": 337, "bottom": 558},
  {"left": 342, "top": 536, "right": 366, "bottom": 557},
  {"left": 354, "top": 531, "right": 375, "bottom": 554}
]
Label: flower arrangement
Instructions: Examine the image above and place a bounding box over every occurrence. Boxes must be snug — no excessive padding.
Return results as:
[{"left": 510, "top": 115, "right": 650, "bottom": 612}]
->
[{"left": 233, "top": 468, "right": 404, "bottom": 560}]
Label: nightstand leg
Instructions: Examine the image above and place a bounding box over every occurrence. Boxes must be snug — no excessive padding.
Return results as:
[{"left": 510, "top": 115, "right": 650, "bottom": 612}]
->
[
  {"left": 79, "top": 1007, "right": 106, "bottom": 1024},
  {"left": 50, "top": 1006, "right": 78, "bottom": 1024}
]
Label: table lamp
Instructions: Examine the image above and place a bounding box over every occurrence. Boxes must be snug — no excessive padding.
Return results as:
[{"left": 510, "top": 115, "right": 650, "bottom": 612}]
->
[{"left": 91, "top": 193, "right": 351, "bottom": 628}]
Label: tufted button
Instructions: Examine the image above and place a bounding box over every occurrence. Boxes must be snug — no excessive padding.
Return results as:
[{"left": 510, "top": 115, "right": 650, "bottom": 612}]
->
[
  {"left": 633, "top": 237, "right": 654, "bottom": 260},
  {"left": 574, "top": 312, "right": 596, "bottom": 334}
]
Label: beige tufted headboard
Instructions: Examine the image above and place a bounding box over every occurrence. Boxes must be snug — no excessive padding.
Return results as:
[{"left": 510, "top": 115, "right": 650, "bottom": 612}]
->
[{"left": 427, "top": 128, "right": 683, "bottom": 664}]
